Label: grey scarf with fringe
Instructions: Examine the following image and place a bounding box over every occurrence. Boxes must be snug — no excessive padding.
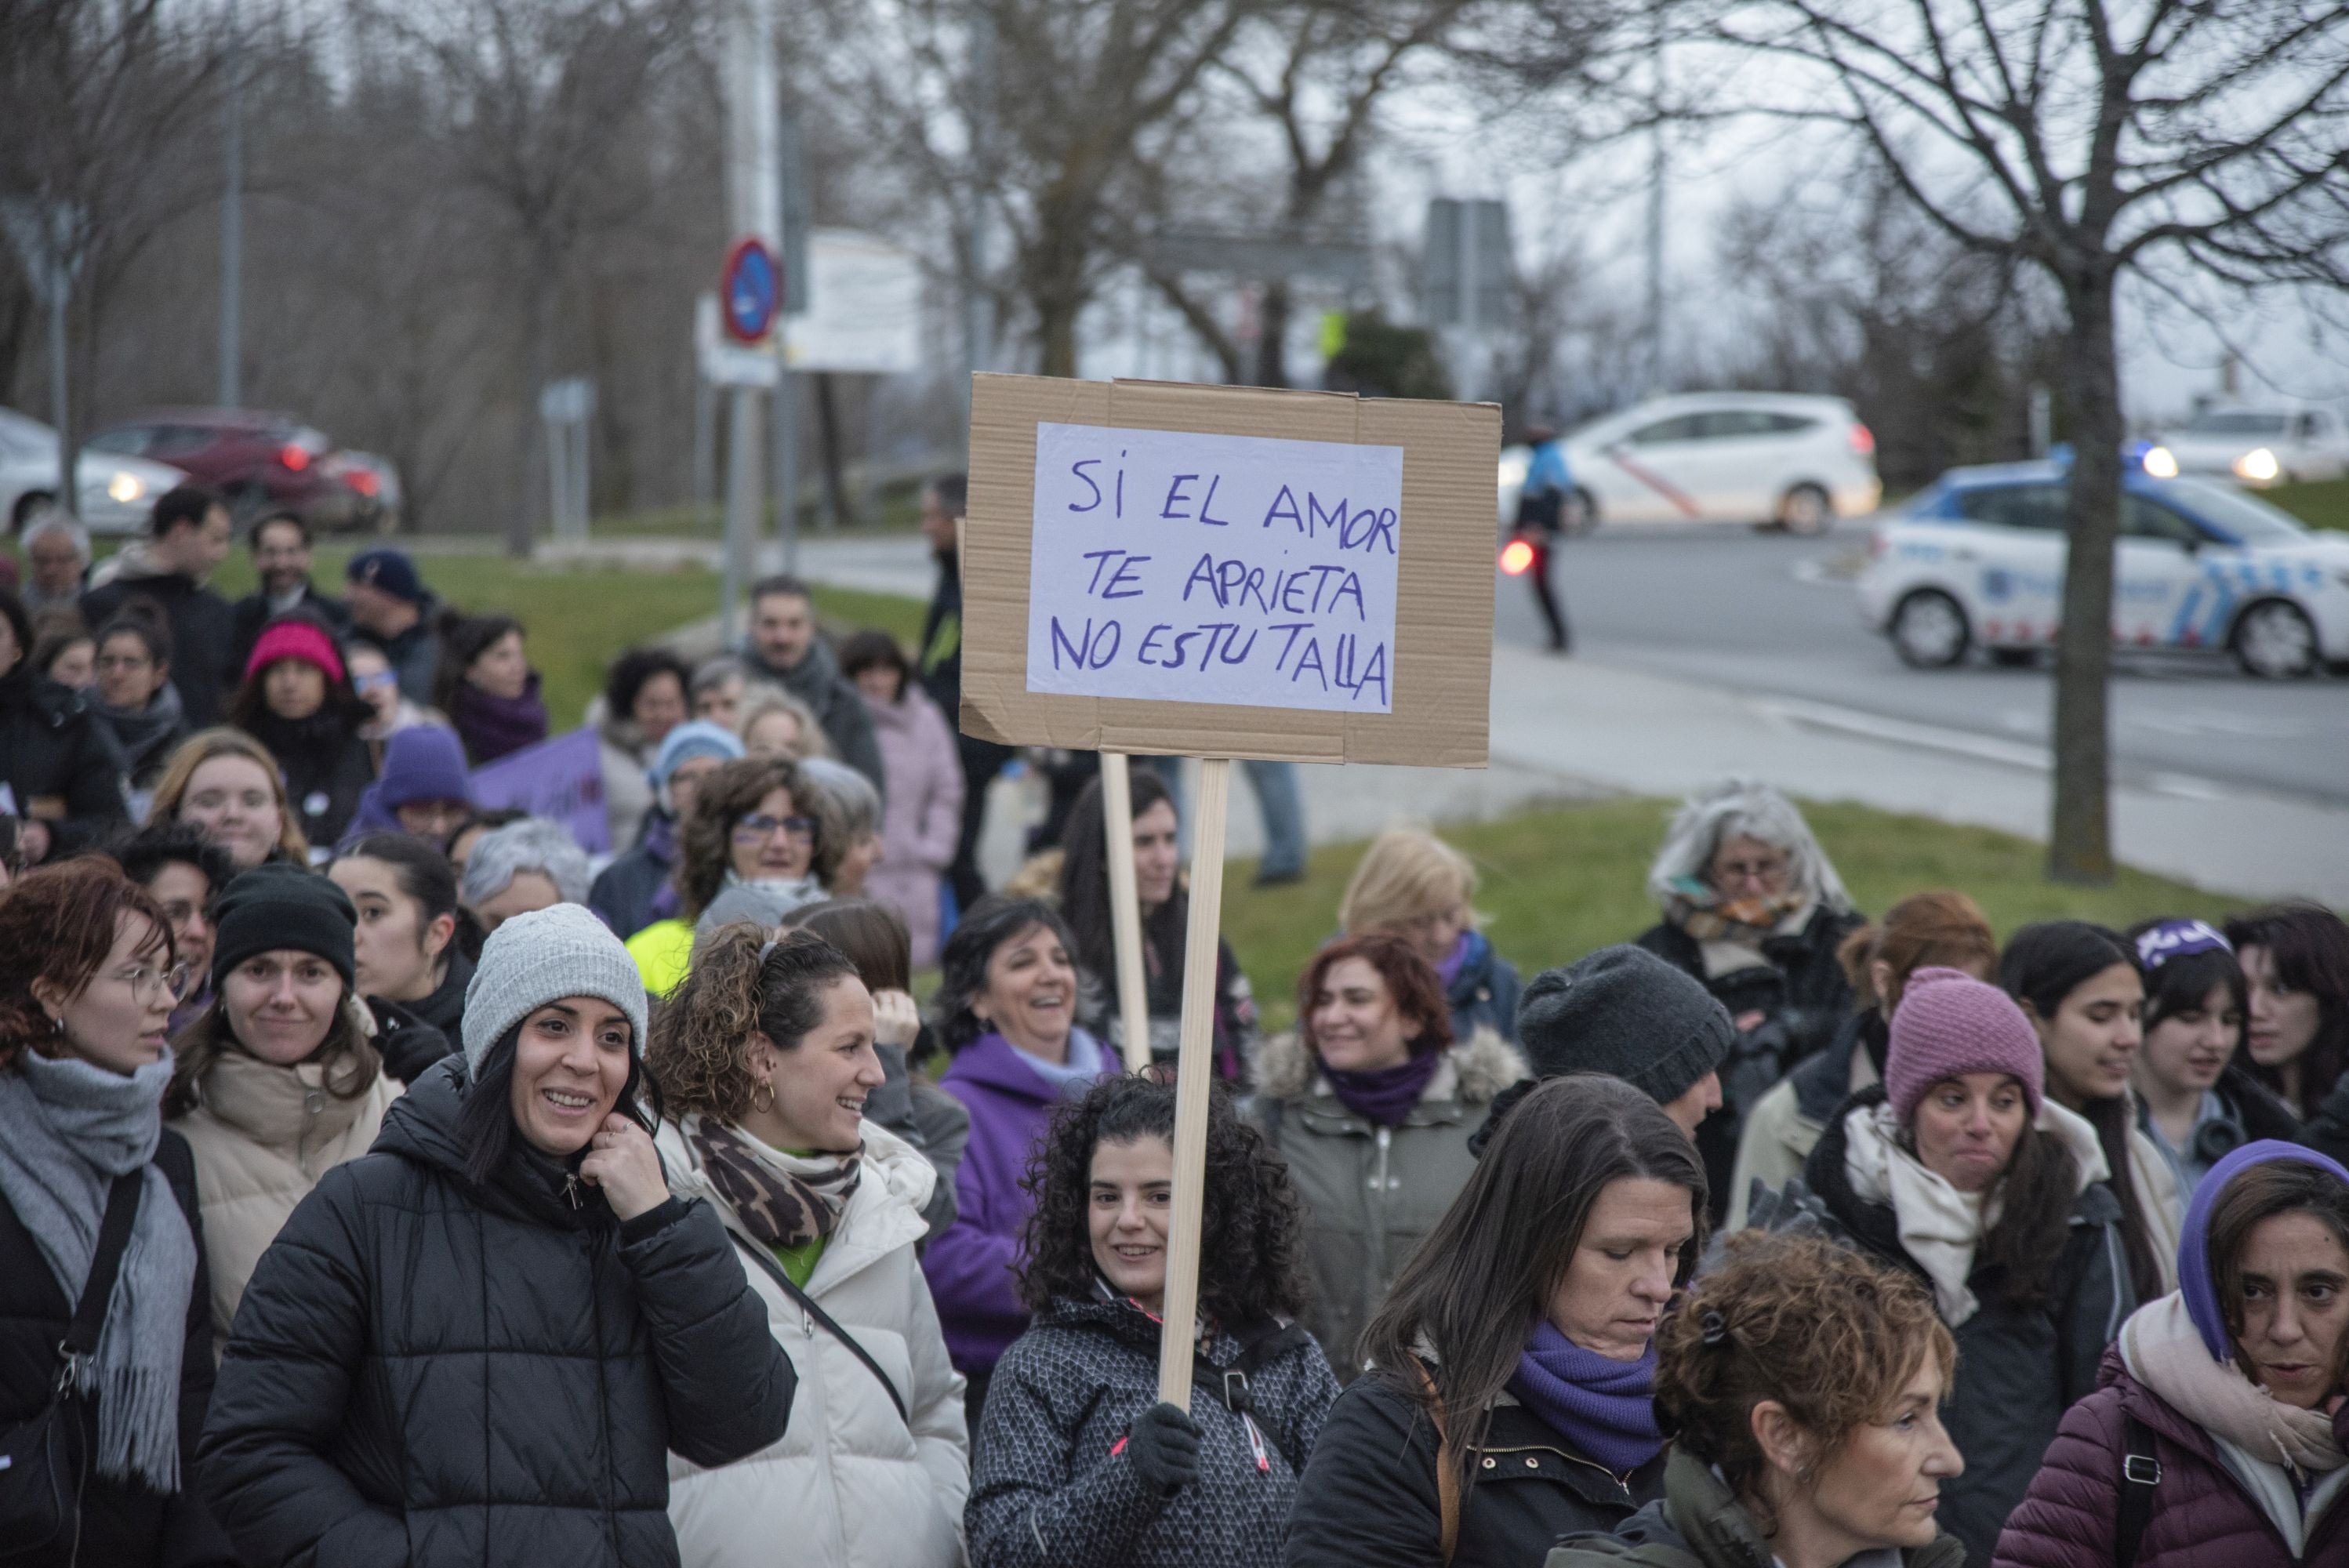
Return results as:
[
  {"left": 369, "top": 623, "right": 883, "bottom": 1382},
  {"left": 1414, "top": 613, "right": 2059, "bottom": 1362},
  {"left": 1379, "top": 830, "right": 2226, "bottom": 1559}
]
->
[{"left": 0, "top": 1050, "right": 196, "bottom": 1492}]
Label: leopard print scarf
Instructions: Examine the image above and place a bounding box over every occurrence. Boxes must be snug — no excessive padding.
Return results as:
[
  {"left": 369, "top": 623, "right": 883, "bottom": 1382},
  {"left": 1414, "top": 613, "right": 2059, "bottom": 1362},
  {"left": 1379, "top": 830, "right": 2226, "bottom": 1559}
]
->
[{"left": 681, "top": 1113, "right": 861, "bottom": 1250}]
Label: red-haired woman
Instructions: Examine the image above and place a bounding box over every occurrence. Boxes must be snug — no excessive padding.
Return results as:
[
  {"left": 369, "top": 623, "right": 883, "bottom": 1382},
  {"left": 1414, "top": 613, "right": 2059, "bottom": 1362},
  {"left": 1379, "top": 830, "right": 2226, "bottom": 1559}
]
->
[
  {"left": 1247, "top": 932, "right": 1526, "bottom": 1381},
  {"left": 0, "top": 859, "right": 233, "bottom": 1565}
]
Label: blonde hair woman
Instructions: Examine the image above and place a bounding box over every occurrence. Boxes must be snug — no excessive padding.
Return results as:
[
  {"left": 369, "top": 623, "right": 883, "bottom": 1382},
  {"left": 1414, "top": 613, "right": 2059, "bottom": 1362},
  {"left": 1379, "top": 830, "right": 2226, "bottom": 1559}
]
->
[
  {"left": 738, "top": 684, "right": 832, "bottom": 762},
  {"left": 1338, "top": 826, "right": 1521, "bottom": 1045},
  {"left": 148, "top": 728, "right": 310, "bottom": 869}
]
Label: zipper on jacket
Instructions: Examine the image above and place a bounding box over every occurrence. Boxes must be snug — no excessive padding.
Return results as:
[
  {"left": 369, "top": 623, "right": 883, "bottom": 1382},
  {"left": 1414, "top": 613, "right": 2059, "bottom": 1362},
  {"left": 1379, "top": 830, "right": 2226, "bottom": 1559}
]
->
[
  {"left": 1367, "top": 1125, "right": 1394, "bottom": 1280},
  {"left": 1477, "top": 1441, "right": 1636, "bottom": 1496},
  {"left": 563, "top": 1173, "right": 584, "bottom": 1209}
]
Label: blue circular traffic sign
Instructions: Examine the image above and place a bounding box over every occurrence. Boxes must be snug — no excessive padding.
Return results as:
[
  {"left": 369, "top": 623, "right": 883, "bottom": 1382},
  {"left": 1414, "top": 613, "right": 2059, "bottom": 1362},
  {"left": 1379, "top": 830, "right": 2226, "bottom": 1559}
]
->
[{"left": 721, "top": 238, "right": 779, "bottom": 343}]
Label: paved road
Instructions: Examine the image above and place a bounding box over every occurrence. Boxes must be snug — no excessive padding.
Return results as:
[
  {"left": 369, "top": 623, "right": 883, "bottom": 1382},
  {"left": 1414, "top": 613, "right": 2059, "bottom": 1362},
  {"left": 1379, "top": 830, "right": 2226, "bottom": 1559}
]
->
[{"left": 1496, "top": 521, "right": 2349, "bottom": 806}]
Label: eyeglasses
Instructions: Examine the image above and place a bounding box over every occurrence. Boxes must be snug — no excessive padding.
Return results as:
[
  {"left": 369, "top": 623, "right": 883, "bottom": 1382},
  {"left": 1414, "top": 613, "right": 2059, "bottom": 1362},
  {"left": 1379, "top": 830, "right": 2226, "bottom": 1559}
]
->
[
  {"left": 112, "top": 963, "right": 194, "bottom": 1002},
  {"left": 732, "top": 814, "right": 817, "bottom": 843},
  {"left": 353, "top": 670, "right": 397, "bottom": 694}
]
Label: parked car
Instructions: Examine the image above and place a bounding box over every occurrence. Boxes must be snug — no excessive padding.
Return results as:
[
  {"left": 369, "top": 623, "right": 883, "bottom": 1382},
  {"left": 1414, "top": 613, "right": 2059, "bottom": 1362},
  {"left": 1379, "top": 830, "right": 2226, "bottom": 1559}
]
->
[
  {"left": 1505, "top": 392, "right": 1880, "bottom": 536},
  {"left": 319, "top": 449, "right": 402, "bottom": 533},
  {"left": 83, "top": 408, "right": 369, "bottom": 532},
  {"left": 1859, "top": 459, "right": 2349, "bottom": 679},
  {"left": 0, "top": 406, "right": 190, "bottom": 535},
  {"left": 2145, "top": 405, "right": 2349, "bottom": 488}
]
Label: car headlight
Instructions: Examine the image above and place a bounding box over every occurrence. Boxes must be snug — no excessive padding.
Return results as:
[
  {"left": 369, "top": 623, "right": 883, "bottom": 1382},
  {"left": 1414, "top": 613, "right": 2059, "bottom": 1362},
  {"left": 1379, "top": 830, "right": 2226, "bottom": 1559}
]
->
[
  {"left": 2236, "top": 447, "right": 2281, "bottom": 482},
  {"left": 2141, "top": 445, "right": 2178, "bottom": 479},
  {"left": 1498, "top": 453, "right": 1528, "bottom": 488},
  {"left": 106, "top": 472, "right": 144, "bottom": 503}
]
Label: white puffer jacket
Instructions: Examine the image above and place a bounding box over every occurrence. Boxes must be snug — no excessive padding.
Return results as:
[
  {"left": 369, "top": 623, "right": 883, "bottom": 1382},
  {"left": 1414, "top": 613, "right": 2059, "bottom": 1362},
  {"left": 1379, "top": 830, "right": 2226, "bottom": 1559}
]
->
[{"left": 657, "top": 1118, "right": 971, "bottom": 1568}]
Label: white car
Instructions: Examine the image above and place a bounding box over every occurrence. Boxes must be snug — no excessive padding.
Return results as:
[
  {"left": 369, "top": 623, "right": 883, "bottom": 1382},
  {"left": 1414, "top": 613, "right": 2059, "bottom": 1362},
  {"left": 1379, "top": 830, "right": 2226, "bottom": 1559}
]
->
[
  {"left": 2146, "top": 406, "right": 2349, "bottom": 488},
  {"left": 0, "top": 407, "right": 188, "bottom": 535},
  {"left": 1858, "top": 460, "right": 2349, "bottom": 678},
  {"left": 1500, "top": 392, "right": 1881, "bottom": 536}
]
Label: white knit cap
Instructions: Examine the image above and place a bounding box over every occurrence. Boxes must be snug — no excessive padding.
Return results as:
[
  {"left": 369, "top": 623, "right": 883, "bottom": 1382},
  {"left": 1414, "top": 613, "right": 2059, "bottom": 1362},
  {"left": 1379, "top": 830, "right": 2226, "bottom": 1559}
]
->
[{"left": 461, "top": 903, "right": 650, "bottom": 1077}]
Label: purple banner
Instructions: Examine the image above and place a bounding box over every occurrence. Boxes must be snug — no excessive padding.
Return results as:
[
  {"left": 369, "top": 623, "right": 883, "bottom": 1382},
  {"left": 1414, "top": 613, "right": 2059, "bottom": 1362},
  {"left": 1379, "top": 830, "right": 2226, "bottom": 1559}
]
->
[{"left": 467, "top": 725, "right": 609, "bottom": 854}]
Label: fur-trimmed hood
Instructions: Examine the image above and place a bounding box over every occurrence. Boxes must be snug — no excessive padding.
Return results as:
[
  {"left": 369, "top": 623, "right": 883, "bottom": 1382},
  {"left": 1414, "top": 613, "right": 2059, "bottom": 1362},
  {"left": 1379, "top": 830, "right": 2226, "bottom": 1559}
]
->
[{"left": 1251, "top": 1024, "right": 1525, "bottom": 1109}]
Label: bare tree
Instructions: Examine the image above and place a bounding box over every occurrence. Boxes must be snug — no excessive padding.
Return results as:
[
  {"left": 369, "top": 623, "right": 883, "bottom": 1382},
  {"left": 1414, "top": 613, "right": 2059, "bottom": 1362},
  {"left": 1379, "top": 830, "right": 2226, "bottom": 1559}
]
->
[{"left": 1679, "top": 0, "right": 2349, "bottom": 881}]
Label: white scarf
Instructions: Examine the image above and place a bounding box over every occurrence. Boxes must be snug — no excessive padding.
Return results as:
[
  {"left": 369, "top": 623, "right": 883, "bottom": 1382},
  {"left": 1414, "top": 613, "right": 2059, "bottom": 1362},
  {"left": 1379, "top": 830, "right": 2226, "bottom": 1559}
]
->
[
  {"left": 1843, "top": 1098, "right": 2106, "bottom": 1326},
  {"left": 2122, "top": 1292, "right": 2347, "bottom": 1475}
]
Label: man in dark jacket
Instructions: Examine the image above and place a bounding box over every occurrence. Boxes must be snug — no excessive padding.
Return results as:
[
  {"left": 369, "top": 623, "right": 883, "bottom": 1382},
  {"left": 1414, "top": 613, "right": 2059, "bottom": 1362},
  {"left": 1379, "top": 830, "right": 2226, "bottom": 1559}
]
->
[
  {"left": 742, "top": 573, "right": 886, "bottom": 797},
  {"left": 343, "top": 546, "right": 440, "bottom": 705},
  {"left": 0, "top": 586, "right": 127, "bottom": 855},
  {"left": 80, "top": 484, "right": 238, "bottom": 729},
  {"left": 918, "top": 473, "right": 1010, "bottom": 910},
  {"left": 228, "top": 512, "right": 351, "bottom": 673}
]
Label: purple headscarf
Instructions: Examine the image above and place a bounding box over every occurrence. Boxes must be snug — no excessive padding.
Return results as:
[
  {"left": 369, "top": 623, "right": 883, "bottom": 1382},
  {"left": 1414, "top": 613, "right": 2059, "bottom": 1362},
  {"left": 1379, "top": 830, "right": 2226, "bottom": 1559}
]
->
[{"left": 2180, "top": 1139, "right": 2349, "bottom": 1361}]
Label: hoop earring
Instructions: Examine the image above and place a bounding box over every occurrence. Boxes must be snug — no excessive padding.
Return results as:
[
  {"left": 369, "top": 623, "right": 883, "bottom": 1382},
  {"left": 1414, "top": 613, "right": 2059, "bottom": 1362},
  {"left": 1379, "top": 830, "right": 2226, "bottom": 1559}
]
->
[{"left": 750, "top": 1081, "right": 775, "bottom": 1116}]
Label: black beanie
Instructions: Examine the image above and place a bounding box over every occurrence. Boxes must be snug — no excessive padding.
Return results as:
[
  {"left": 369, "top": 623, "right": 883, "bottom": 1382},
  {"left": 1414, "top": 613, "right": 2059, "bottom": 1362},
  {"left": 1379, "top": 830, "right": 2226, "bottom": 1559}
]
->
[
  {"left": 1514, "top": 944, "right": 1734, "bottom": 1107},
  {"left": 209, "top": 863, "right": 358, "bottom": 993}
]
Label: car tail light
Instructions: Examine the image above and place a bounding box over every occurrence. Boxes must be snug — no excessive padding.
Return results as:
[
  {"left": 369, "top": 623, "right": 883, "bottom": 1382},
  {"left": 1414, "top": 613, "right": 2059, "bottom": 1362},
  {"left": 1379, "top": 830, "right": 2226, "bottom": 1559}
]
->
[
  {"left": 278, "top": 444, "right": 311, "bottom": 471},
  {"left": 1849, "top": 422, "right": 1876, "bottom": 456},
  {"left": 1499, "top": 537, "right": 1535, "bottom": 575},
  {"left": 341, "top": 468, "right": 380, "bottom": 497}
]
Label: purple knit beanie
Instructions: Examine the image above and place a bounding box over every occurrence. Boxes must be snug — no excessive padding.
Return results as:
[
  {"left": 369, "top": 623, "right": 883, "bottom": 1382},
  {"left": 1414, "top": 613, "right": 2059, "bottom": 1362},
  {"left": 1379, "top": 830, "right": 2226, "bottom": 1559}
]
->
[{"left": 1885, "top": 965, "right": 2045, "bottom": 1124}]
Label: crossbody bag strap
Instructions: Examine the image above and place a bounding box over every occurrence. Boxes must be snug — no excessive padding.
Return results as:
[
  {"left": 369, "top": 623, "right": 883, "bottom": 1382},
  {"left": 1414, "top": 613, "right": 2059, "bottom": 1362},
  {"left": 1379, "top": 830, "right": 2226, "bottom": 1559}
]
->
[
  {"left": 727, "top": 1229, "right": 910, "bottom": 1427},
  {"left": 1412, "top": 1359, "right": 1460, "bottom": 1568},
  {"left": 2115, "top": 1411, "right": 2161, "bottom": 1568},
  {"left": 59, "top": 1172, "right": 144, "bottom": 1377},
  {"left": 1192, "top": 1319, "right": 1314, "bottom": 1471}
]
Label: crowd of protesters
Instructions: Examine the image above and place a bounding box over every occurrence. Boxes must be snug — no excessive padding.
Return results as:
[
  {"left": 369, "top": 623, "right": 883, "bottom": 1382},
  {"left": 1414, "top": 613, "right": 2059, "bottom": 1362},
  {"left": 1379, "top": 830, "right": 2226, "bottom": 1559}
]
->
[{"left": 4, "top": 476, "right": 2349, "bottom": 1568}]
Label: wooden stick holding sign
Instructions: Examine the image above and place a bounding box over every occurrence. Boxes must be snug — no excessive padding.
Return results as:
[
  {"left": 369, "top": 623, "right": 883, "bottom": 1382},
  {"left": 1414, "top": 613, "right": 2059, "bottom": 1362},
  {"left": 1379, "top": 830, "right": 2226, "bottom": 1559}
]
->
[
  {"left": 1154, "top": 755, "right": 1231, "bottom": 1405},
  {"left": 956, "top": 372, "right": 1497, "bottom": 1421},
  {"left": 1098, "top": 750, "right": 1153, "bottom": 1073}
]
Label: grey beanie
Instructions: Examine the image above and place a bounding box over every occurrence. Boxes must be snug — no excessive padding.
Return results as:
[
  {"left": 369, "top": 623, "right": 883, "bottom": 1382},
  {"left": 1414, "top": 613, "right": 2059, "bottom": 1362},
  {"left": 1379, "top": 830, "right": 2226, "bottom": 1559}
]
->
[
  {"left": 461, "top": 902, "right": 650, "bottom": 1078},
  {"left": 1515, "top": 944, "right": 1734, "bottom": 1106},
  {"left": 694, "top": 878, "right": 826, "bottom": 939}
]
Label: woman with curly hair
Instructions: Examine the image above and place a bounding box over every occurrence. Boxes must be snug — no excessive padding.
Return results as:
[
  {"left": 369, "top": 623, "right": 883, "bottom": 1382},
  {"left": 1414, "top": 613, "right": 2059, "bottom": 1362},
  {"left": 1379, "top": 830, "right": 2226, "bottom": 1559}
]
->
[
  {"left": 1546, "top": 1232, "right": 1964, "bottom": 1568},
  {"left": 648, "top": 925, "right": 968, "bottom": 1568},
  {"left": 624, "top": 754, "right": 829, "bottom": 996},
  {"left": 968, "top": 1073, "right": 1338, "bottom": 1568},
  {"left": 1286, "top": 1075, "right": 1704, "bottom": 1568}
]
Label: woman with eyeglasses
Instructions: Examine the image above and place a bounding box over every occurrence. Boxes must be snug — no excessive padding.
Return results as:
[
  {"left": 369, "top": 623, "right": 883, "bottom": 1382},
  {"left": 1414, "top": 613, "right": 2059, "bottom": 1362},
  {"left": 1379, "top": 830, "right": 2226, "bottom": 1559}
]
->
[
  {"left": 165, "top": 865, "right": 399, "bottom": 1349},
  {"left": 0, "top": 858, "right": 236, "bottom": 1566},
  {"left": 626, "top": 756, "right": 828, "bottom": 997},
  {"left": 89, "top": 604, "right": 188, "bottom": 800}
]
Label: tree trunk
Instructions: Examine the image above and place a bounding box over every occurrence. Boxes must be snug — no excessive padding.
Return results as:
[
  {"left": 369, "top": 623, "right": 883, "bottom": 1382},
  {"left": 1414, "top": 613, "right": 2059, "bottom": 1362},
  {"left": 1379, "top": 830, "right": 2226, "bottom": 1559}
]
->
[
  {"left": 511, "top": 269, "right": 553, "bottom": 558},
  {"left": 1036, "top": 294, "right": 1081, "bottom": 378},
  {"left": 2046, "top": 271, "right": 2122, "bottom": 883},
  {"left": 1254, "top": 278, "right": 1292, "bottom": 388},
  {"left": 814, "top": 371, "right": 851, "bottom": 526}
]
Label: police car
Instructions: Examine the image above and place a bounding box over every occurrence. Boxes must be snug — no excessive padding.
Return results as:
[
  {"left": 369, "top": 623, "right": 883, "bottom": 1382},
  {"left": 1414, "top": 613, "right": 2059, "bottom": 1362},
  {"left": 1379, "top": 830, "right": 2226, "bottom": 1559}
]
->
[{"left": 1857, "top": 458, "right": 2349, "bottom": 678}]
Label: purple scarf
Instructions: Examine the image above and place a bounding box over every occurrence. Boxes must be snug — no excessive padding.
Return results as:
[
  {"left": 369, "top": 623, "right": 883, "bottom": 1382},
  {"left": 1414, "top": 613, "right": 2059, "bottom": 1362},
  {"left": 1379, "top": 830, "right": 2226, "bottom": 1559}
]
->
[
  {"left": 1506, "top": 1318, "right": 1662, "bottom": 1475},
  {"left": 1323, "top": 1049, "right": 1444, "bottom": 1127},
  {"left": 1436, "top": 930, "right": 1476, "bottom": 988},
  {"left": 451, "top": 673, "right": 548, "bottom": 764}
]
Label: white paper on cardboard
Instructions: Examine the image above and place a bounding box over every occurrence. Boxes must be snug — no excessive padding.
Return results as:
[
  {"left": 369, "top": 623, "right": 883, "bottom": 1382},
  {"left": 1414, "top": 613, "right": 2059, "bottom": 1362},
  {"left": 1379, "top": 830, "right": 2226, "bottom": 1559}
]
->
[{"left": 1022, "top": 421, "right": 1404, "bottom": 714}]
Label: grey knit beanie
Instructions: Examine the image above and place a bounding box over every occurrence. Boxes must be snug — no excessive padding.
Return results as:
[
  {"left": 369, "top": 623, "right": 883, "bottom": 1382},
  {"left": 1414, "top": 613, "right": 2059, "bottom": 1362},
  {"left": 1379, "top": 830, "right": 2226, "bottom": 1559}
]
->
[
  {"left": 1516, "top": 944, "right": 1734, "bottom": 1106},
  {"left": 461, "top": 903, "right": 650, "bottom": 1078}
]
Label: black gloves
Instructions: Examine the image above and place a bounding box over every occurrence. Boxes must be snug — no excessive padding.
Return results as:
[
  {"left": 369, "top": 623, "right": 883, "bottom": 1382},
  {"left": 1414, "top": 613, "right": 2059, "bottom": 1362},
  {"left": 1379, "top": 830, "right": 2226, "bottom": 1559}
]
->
[{"left": 1124, "top": 1401, "right": 1202, "bottom": 1496}]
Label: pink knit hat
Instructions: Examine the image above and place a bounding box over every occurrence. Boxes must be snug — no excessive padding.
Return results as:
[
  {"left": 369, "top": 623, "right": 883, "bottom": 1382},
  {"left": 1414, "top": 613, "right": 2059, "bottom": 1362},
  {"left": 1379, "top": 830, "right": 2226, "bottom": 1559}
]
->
[{"left": 1885, "top": 965, "right": 2044, "bottom": 1125}]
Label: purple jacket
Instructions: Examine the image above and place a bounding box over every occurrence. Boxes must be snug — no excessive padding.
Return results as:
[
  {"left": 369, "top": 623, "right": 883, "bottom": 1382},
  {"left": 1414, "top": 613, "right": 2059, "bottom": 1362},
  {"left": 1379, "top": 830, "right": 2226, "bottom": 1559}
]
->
[
  {"left": 860, "top": 684, "right": 963, "bottom": 969},
  {"left": 1994, "top": 1348, "right": 2349, "bottom": 1568},
  {"left": 921, "top": 1032, "right": 1110, "bottom": 1375}
]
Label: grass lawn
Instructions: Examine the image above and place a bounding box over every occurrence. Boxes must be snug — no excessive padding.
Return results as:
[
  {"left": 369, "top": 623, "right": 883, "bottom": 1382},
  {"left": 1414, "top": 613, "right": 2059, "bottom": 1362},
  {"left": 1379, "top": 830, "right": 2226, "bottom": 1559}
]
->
[
  {"left": 1222, "top": 796, "right": 2251, "bottom": 1033},
  {"left": 2268, "top": 477, "right": 2349, "bottom": 533}
]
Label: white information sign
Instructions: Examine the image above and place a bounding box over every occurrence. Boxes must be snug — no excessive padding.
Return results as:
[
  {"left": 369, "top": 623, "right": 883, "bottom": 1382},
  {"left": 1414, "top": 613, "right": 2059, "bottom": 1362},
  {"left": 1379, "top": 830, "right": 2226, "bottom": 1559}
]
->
[{"left": 1023, "top": 421, "right": 1403, "bottom": 713}]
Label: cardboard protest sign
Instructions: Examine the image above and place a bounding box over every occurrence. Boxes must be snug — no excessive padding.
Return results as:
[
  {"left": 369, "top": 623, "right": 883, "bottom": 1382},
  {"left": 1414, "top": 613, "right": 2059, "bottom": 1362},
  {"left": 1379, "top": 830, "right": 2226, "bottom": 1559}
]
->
[
  {"left": 964, "top": 374, "right": 1498, "bottom": 766},
  {"left": 468, "top": 726, "right": 610, "bottom": 853}
]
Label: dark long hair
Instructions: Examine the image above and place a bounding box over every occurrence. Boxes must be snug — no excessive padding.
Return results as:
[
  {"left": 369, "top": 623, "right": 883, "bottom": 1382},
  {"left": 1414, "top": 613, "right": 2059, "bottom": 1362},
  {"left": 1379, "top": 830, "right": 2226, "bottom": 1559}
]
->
[
  {"left": 932, "top": 895, "right": 1095, "bottom": 1054},
  {"left": 1058, "top": 769, "right": 1184, "bottom": 1011},
  {"left": 454, "top": 1020, "right": 663, "bottom": 1191},
  {"left": 2227, "top": 903, "right": 2349, "bottom": 1116},
  {"left": 1969, "top": 1122, "right": 2082, "bottom": 1312},
  {"left": 2002, "top": 920, "right": 2162, "bottom": 1301},
  {"left": 432, "top": 612, "right": 525, "bottom": 715},
  {"left": 1360, "top": 1075, "right": 1707, "bottom": 1495},
  {"left": 781, "top": 898, "right": 913, "bottom": 995},
  {"left": 333, "top": 831, "right": 469, "bottom": 993},
  {"left": 1016, "top": 1075, "right": 1305, "bottom": 1326}
]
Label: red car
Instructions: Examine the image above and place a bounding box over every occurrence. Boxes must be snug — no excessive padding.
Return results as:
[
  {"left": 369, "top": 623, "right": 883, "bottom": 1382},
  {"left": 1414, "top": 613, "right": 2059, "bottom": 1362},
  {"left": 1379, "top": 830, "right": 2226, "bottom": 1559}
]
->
[{"left": 84, "top": 408, "right": 376, "bottom": 532}]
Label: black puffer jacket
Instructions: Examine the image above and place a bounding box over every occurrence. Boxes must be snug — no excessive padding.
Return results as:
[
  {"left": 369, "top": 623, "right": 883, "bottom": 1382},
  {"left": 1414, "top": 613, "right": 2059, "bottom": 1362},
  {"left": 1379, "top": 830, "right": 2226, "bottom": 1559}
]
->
[
  {"left": 198, "top": 1058, "right": 795, "bottom": 1568},
  {"left": 405, "top": 949, "right": 474, "bottom": 1043},
  {"left": 0, "top": 663, "right": 128, "bottom": 847},
  {"left": 0, "top": 1129, "right": 236, "bottom": 1567},
  {"left": 1637, "top": 905, "right": 1864, "bottom": 1213},
  {"left": 967, "top": 1294, "right": 1339, "bottom": 1568},
  {"left": 1285, "top": 1368, "right": 1665, "bottom": 1568},
  {"left": 246, "top": 709, "right": 376, "bottom": 854},
  {"left": 1797, "top": 1086, "right": 2133, "bottom": 1566}
]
